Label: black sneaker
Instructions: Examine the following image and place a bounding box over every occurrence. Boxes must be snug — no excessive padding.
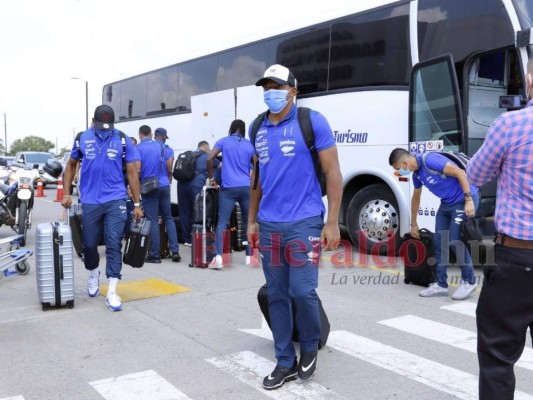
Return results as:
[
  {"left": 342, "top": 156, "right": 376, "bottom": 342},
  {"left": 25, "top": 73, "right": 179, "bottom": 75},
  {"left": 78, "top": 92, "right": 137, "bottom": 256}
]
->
[
  {"left": 172, "top": 253, "right": 181, "bottom": 262},
  {"left": 145, "top": 256, "right": 161, "bottom": 264},
  {"left": 262, "top": 358, "right": 297, "bottom": 390},
  {"left": 298, "top": 350, "right": 317, "bottom": 381}
]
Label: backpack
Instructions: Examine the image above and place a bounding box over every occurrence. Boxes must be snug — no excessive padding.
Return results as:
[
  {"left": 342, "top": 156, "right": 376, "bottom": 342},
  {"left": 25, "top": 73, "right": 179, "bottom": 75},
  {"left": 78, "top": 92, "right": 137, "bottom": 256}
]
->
[
  {"left": 421, "top": 150, "right": 470, "bottom": 179},
  {"left": 249, "top": 107, "right": 326, "bottom": 196},
  {"left": 172, "top": 150, "right": 201, "bottom": 182}
]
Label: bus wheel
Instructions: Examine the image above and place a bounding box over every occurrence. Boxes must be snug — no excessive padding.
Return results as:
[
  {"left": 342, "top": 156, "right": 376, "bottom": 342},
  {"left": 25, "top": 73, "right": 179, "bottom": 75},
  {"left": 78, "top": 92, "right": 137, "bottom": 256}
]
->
[{"left": 346, "top": 183, "right": 400, "bottom": 256}]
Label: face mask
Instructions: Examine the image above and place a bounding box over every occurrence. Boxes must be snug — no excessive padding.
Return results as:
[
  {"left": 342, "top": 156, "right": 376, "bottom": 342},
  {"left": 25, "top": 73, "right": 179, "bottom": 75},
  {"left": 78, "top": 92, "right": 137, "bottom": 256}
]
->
[
  {"left": 264, "top": 89, "right": 289, "bottom": 114},
  {"left": 398, "top": 168, "right": 411, "bottom": 176}
]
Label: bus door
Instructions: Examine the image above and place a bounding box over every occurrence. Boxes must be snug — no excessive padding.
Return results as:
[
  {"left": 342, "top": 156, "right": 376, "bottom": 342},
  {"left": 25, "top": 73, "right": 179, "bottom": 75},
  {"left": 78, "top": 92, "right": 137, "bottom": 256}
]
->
[
  {"left": 462, "top": 48, "right": 524, "bottom": 234},
  {"left": 408, "top": 54, "right": 465, "bottom": 230}
]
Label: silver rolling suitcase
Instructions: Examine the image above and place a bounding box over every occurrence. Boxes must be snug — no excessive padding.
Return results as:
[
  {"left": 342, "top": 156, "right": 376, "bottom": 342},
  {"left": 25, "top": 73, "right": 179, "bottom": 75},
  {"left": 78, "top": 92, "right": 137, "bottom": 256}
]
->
[{"left": 36, "top": 219, "right": 75, "bottom": 311}]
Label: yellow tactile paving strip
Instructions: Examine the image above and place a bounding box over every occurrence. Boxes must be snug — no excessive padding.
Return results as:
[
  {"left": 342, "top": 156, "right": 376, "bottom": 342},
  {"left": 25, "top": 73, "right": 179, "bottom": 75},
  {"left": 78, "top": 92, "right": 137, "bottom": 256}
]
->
[{"left": 99, "top": 278, "right": 191, "bottom": 302}]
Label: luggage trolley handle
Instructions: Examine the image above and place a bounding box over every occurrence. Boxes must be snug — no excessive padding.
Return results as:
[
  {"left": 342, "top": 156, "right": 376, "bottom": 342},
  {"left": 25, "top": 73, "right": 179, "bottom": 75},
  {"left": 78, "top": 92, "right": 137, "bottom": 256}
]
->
[{"left": 201, "top": 180, "right": 217, "bottom": 264}]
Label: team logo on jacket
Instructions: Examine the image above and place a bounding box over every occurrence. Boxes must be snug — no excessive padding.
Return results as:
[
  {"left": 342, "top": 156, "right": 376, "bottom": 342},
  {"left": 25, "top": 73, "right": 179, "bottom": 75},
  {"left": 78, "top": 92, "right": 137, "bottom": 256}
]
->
[
  {"left": 107, "top": 148, "right": 118, "bottom": 160},
  {"left": 279, "top": 139, "right": 295, "bottom": 157}
]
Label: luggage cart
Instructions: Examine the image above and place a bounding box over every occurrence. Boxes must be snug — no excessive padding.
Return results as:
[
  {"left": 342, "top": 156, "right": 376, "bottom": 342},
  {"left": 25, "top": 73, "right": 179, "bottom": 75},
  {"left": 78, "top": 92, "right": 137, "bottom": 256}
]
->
[{"left": 0, "top": 234, "right": 32, "bottom": 277}]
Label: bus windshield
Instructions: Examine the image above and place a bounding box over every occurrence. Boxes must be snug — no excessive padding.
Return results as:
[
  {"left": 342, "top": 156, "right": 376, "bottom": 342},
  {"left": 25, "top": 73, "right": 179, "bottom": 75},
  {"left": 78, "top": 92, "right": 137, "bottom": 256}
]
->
[{"left": 513, "top": 0, "right": 533, "bottom": 30}]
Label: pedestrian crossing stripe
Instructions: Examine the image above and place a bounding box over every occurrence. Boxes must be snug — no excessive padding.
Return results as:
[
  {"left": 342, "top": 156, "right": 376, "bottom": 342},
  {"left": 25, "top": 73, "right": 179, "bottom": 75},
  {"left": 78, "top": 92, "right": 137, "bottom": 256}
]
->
[
  {"left": 328, "top": 330, "right": 533, "bottom": 400},
  {"left": 0, "top": 396, "right": 24, "bottom": 400},
  {"left": 441, "top": 302, "right": 476, "bottom": 317},
  {"left": 206, "top": 350, "right": 347, "bottom": 400},
  {"left": 89, "top": 369, "right": 192, "bottom": 400},
  {"left": 379, "top": 315, "right": 533, "bottom": 371}
]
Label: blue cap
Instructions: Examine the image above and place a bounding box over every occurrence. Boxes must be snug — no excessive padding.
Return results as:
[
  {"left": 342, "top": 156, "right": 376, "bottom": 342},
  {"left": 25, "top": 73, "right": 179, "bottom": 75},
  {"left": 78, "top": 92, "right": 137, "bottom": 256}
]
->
[{"left": 154, "top": 127, "right": 168, "bottom": 138}]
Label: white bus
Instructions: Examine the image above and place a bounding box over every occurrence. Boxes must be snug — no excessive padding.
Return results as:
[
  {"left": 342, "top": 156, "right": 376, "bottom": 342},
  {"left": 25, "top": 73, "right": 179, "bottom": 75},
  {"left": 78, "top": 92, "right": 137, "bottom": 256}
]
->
[{"left": 102, "top": 0, "right": 533, "bottom": 254}]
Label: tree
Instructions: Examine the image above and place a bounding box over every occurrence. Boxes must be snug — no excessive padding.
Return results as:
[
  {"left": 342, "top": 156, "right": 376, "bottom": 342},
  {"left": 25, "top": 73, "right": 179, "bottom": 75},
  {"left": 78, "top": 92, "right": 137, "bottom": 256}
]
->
[
  {"left": 58, "top": 147, "right": 71, "bottom": 157},
  {"left": 9, "top": 136, "right": 54, "bottom": 155}
]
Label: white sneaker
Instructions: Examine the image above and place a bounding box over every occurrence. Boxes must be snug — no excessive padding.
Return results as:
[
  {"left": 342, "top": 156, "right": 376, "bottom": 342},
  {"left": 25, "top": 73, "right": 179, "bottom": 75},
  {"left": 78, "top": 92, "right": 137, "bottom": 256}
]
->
[
  {"left": 208, "top": 255, "right": 223, "bottom": 270},
  {"left": 245, "top": 256, "right": 251, "bottom": 266},
  {"left": 419, "top": 282, "right": 448, "bottom": 297},
  {"left": 183, "top": 242, "right": 191, "bottom": 247},
  {"left": 452, "top": 280, "right": 478, "bottom": 300},
  {"left": 87, "top": 270, "right": 100, "bottom": 297},
  {"left": 106, "top": 292, "right": 123, "bottom": 311}
]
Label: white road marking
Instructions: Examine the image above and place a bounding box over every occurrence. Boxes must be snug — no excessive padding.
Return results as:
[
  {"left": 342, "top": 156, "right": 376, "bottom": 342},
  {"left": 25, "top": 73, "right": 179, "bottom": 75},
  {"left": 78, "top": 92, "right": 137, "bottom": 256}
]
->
[
  {"left": 238, "top": 316, "right": 273, "bottom": 341},
  {"left": 89, "top": 369, "right": 191, "bottom": 400},
  {"left": 441, "top": 302, "right": 477, "bottom": 317},
  {"left": 206, "top": 350, "right": 347, "bottom": 400},
  {"left": 328, "top": 330, "right": 533, "bottom": 400},
  {"left": 379, "top": 315, "right": 533, "bottom": 371},
  {"left": 0, "top": 396, "right": 25, "bottom": 400}
]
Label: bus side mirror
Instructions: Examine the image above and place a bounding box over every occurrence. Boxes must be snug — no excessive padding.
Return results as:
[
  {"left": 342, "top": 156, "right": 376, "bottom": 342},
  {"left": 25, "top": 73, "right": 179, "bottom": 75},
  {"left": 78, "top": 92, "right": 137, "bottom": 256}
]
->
[{"left": 499, "top": 95, "right": 526, "bottom": 110}]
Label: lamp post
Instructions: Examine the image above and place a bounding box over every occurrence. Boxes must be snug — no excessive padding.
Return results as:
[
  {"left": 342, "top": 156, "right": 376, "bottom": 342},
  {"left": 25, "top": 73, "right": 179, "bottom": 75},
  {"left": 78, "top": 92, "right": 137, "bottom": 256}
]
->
[{"left": 71, "top": 77, "right": 89, "bottom": 130}]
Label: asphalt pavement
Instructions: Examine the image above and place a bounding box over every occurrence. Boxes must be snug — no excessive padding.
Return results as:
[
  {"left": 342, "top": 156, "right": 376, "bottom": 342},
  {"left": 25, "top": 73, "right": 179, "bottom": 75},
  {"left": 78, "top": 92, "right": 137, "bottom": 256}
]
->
[{"left": 0, "top": 189, "right": 532, "bottom": 400}]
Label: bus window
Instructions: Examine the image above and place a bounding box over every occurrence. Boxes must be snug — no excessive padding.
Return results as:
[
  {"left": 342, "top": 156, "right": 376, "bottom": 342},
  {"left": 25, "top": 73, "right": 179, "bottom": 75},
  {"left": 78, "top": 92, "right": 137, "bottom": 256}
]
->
[
  {"left": 410, "top": 55, "right": 463, "bottom": 152},
  {"left": 178, "top": 56, "right": 217, "bottom": 111},
  {"left": 118, "top": 75, "right": 147, "bottom": 120},
  {"left": 329, "top": 3, "right": 410, "bottom": 90},
  {"left": 418, "top": 0, "right": 514, "bottom": 68},
  {"left": 217, "top": 43, "right": 267, "bottom": 91},
  {"left": 266, "top": 27, "right": 330, "bottom": 95},
  {"left": 146, "top": 66, "right": 179, "bottom": 116}
]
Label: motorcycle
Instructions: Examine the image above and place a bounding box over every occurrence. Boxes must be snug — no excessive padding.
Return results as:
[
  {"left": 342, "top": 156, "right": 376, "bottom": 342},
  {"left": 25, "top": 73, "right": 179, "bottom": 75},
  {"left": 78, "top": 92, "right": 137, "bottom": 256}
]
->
[{"left": 0, "top": 164, "right": 39, "bottom": 246}]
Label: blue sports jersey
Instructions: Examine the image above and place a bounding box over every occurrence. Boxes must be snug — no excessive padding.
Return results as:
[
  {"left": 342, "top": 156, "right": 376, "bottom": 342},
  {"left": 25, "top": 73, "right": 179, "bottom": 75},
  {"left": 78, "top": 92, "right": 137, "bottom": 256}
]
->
[
  {"left": 213, "top": 134, "right": 255, "bottom": 188},
  {"left": 251, "top": 105, "right": 335, "bottom": 222},
  {"left": 71, "top": 128, "right": 136, "bottom": 204},
  {"left": 135, "top": 138, "right": 170, "bottom": 187},
  {"left": 413, "top": 152, "right": 478, "bottom": 204}
]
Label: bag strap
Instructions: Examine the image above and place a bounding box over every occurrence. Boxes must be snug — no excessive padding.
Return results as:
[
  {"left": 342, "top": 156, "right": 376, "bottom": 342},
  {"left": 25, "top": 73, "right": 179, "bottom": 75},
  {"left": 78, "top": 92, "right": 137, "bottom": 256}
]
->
[
  {"left": 250, "top": 107, "right": 319, "bottom": 191},
  {"left": 76, "top": 129, "right": 127, "bottom": 161}
]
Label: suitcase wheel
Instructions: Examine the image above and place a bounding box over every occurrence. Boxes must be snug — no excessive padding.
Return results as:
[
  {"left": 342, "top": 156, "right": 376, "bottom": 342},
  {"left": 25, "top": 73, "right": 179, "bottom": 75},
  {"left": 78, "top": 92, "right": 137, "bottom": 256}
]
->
[
  {"left": 404, "top": 278, "right": 410, "bottom": 284},
  {"left": 42, "top": 302, "right": 50, "bottom": 311},
  {"left": 67, "top": 300, "right": 75, "bottom": 309},
  {"left": 16, "top": 260, "right": 30, "bottom": 275}
]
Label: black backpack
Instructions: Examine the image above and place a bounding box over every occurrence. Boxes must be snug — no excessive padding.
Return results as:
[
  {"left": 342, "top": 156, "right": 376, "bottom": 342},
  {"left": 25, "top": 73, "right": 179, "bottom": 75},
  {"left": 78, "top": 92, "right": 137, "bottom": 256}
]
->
[
  {"left": 173, "top": 150, "right": 201, "bottom": 182},
  {"left": 249, "top": 107, "right": 326, "bottom": 196}
]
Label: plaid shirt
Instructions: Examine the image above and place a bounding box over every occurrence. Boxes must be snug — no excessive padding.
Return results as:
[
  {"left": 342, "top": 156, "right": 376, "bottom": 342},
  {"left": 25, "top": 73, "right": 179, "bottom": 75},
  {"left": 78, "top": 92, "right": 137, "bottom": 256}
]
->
[{"left": 467, "top": 100, "right": 533, "bottom": 240}]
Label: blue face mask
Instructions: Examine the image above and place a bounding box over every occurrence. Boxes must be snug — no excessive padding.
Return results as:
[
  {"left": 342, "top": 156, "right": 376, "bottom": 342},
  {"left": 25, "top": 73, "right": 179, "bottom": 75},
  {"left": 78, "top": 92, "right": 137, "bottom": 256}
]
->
[
  {"left": 398, "top": 168, "right": 411, "bottom": 176},
  {"left": 263, "top": 89, "right": 289, "bottom": 114}
]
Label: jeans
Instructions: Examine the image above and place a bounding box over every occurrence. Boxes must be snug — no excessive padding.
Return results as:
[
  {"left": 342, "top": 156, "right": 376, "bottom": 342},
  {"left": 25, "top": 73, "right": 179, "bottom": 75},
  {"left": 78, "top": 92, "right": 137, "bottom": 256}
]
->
[
  {"left": 259, "top": 215, "right": 323, "bottom": 367},
  {"left": 434, "top": 194, "right": 479, "bottom": 288},
  {"left": 142, "top": 185, "right": 179, "bottom": 258},
  {"left": 477, "top": 245, "right": 533, "bottom": 399},
  {"left": 82, "top": 199, "right": 127, "bottom": 279},
  {"left": 178, "top": 183, "right": 201, "bottom": 243},
  {"left": 215, "top": 186, "right": 250, "bottom": 256}
]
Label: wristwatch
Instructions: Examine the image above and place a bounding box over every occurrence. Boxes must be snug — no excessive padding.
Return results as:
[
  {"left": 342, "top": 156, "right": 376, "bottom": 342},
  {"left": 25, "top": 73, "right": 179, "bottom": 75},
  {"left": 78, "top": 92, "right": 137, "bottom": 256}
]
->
[
  {"left": 464, "top": 192, "right": 471, "bottom": 198},
  {"left": 133, "top": 203, "right": 141, "bottom": 207}
]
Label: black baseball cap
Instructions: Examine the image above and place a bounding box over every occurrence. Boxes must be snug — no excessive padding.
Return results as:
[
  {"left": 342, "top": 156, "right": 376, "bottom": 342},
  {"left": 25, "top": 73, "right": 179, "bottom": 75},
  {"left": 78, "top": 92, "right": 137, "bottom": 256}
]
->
[{"left": 93, "top": 105, "right": 115, "bottom": 130}]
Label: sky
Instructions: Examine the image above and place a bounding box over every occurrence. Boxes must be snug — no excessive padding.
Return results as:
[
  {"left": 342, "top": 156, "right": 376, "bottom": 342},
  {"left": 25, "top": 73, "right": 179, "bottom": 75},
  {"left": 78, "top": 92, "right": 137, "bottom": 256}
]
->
[{"left": 0, "top": 0, "right": 391, "bottom": 154}]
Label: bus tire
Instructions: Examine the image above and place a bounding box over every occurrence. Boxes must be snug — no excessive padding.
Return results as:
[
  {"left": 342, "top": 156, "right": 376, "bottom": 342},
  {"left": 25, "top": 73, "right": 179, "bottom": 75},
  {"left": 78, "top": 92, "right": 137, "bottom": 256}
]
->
[{"left": 346, "top": 183, "right": 400, "bottom": 256}]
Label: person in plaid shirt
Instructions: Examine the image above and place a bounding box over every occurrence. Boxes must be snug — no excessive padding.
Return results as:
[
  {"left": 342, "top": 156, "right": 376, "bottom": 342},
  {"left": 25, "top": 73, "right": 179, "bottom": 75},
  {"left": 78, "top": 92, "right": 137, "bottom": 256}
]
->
[{"left": 467, "top": 58, "right": 533, "bottom": 400}]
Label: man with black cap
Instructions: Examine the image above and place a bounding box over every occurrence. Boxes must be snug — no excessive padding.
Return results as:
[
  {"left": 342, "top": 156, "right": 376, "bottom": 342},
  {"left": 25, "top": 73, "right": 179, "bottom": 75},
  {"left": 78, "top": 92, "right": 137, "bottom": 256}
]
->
[
  {"left": 62, "top": 105, "right": 142, "bottom": 312},
  {"left": 137, "top": 126, "right": 181, "bottom": 263},
  {"left": 247, "top": 64, "right": 342, "bottom": 389}
]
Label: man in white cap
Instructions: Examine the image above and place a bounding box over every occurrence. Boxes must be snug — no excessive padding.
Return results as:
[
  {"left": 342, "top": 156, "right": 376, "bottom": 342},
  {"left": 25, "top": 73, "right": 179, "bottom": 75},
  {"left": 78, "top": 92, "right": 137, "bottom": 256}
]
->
[{"left": 247, "top": 64, "right": 342, "bottom": 390}]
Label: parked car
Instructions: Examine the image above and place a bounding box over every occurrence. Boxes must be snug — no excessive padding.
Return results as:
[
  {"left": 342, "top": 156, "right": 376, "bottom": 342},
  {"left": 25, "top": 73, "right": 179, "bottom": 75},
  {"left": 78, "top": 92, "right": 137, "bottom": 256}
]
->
[
  {"left": 13, "top": 151, "right": 59, "bottom": 186},
  {"left": 0, "top": 156, "right": 15, "bottom": 167}
]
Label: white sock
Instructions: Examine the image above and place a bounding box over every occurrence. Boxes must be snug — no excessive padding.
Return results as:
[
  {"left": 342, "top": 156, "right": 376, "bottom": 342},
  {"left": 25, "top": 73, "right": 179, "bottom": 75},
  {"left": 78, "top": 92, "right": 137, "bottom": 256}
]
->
[
  {"left": 108, "top": 277, "right": 118, "bottom": 294},
  {"left": 89, "top": 269, "right": 100, "bottom": 278}
]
